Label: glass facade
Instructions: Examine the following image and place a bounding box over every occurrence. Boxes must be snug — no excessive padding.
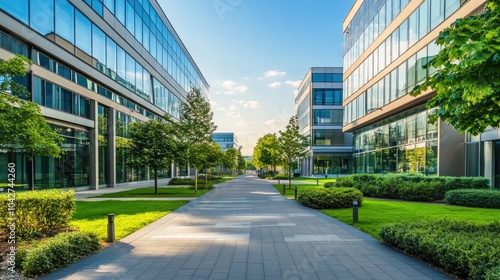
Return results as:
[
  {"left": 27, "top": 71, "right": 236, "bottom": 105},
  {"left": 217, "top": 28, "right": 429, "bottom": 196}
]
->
[
  {"left": 352, "top": 108, "right": 437, "bottom": 174},
  {"left": 344, "top": 0, "right": 461, "bottom": 125},
  {"left": 0, "top": 0, "right": 205, "bottom": 190}
]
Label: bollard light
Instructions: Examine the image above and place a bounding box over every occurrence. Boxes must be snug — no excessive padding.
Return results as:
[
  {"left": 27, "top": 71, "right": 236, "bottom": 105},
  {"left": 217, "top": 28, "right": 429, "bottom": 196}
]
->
[
  {"left": 352, "top": 200, "right": 358, "bottom": 223},
  {"left": 316, "top": 179, "right": 319, "bottom": 186},
  {"left": 294, "top": 187, "right": 298, "bottom": 200},
  {"left": 283, "top": 184, "right": 286, "bottom": 195},
  {"left": 107, "top": 214, "right": 115, "bottom": 243}
]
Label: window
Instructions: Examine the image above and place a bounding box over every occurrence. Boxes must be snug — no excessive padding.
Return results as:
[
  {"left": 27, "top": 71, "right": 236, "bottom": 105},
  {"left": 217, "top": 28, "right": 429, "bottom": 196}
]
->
[
  {"left": 30, "top": 0, "right": 54, "bottom": 35},
  {"left": 116, "top": 0, "right": 125, "bottom": 25},
  {"left": 2, "top": 0, "right": 28, "bottom": 24},
  {"left": 75, "top": 10, "right": 92, "bottom": 55},
  {"left": 92, "top": 25, "right": 106, "bottom": 64},
  {"left": 419, "top": 0, "right": 429, "bottom": 39},
  {"left": 430, "top": 0, "right": 444, "bottom": 30},
  {"left": 106, "top": 37, "right": 117, "bottom": 76},
  {"left": 55, "top": 0, "right": 75, "bottom": 44}
]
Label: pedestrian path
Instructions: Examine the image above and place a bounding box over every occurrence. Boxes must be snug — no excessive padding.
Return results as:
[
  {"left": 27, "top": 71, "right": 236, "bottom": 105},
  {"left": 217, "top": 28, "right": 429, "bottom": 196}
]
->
[{"left": 43, "top": 175, "right": 451, "bottom": 280}]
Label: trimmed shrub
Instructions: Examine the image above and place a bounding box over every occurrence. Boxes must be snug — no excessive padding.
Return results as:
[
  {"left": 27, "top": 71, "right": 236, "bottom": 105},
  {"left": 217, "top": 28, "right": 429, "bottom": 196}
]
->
[
  {"left": 486, "top": 266, "right": 500, "bottom": 280},
  {"left": 380, "top": 220, "right": 500, "bottom": 279},
  {"left": 18, "top": 231, "right": 101, "bottom": 278},
  {"left": 168, "top": 178, "right": 195, "bottom": 185},
  {"left": 330, "top": 174, "right": 489, "bottom": 202},
  {"left": 445, "top": 189, "right": 500, "bottom": 208},
  {"left": 297, "top": 187, "right": 362, "bottom": 209},
  {"left": 0, "top": 190, "right": 75, "bottom": 239}
]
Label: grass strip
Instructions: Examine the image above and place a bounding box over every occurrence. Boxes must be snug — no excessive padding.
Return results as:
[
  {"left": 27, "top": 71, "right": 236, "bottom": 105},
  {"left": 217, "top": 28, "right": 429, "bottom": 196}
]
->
[
  {"left": 321, "top": 198, "right": 500, "bottom": 239},
  {"left": 90, "top": 187, "right": 211, "bottom": 198},
  {"left": 71, "top": 200, "right": 188, "bottom": 241}
]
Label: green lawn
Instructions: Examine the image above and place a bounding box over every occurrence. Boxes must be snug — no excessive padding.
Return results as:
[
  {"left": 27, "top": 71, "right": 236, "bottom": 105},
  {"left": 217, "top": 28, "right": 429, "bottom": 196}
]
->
[
  {"left": 90, "top": 187, "right": 211, "bottom": 198},
  {"left": 71, "top": 200, "right": 188, "bottom": 241},
  {"left": 273, "top": 184, "right": 323, "bottom": 198},
  {"left": 321, "top": 198, "right": 500, "bottom": 239}
]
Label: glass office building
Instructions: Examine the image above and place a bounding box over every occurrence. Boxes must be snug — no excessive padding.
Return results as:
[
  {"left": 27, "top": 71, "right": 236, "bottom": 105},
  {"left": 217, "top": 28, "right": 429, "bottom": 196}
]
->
[
  {"left": 343, "top": 0, "right": 487, "bottom": 177},
  {"left": 296, "top": 67, "right": 353, "bottom": 176},
  {"left": 0, "top": 0, "right": 209, "bottom": 190},
  {"left": 212, "top": 133, "right": 238, "bottom": 151}
]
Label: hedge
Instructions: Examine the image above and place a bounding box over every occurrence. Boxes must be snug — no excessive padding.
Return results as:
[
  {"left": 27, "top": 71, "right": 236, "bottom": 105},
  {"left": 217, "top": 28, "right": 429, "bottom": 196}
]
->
[
  {"left": 17, "top": 231, "right": 101, "bottom": 278},
  {"left": 297, "top": 187, "right": 362, "bottom": 209},
  {"left": 380, "top": 220, "right": 500, "bottom": 279},
  {"left": 445, "top": 189, "right": 500, "bottom": 208},
  {"left": 326, "top": 174, "right": 489, "bottom": 202},
  {"left": 0, "top": 190, "right": 75, "bottom": 239},
  {"left": 168, "top": 178, "right": 195, "bottom": 185}
]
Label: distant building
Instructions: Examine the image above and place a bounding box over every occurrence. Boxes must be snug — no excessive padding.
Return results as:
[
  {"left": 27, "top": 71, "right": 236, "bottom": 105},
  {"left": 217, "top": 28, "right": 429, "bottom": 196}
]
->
[
  {"left": 212, "top": 133, "right": 238, "bottom": 151},
  {"left": 295, "top": 67, "right": 353, "bottom": 176},
  {"left": 343, "top": 0, "right": 487, "bottom": 178}
]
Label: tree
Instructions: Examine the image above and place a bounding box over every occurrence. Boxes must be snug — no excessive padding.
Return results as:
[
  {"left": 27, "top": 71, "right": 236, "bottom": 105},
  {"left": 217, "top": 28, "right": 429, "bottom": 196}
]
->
[
  {"left": 128, "top": 118, "right": 180, "bottom": 194},
  {"left": 410, "top": 0, "right": 500, "bottom": 135},
  {"left": 177, "top": 88, "right": 217, "bottom": 192},
  {"left": 237, "top": 147, "right": 247, "bottom": 174},
  {"left": 0, "top": 55, "right": 64, "bottom": 190},
  {"left": 251, "top": 133, "right": 281, "bottom": 173},
  {"left": 197, "top": 142, "right": 224, "bottom": 188},
  {"left": 278, "top": 116, "right": 308, "bottom": 187},
  {"left": 222, "top": 147, "right": 238, "bottom": 174}
]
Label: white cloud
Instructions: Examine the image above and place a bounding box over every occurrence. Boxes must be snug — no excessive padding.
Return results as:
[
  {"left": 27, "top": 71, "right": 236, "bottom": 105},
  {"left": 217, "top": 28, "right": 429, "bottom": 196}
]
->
[
  {"left": 268, "top": 82, "right": 282, "bottom": 88},
  {"left": 218, "top": 104, "right": 237, "bottom": 111},
  {"left": 210, "top": 101, "right": 218, "bottom": 107},
  {"left": 285, "top": 80, "right": 302, "bottom": 88},
  {"left": 264, "top": 70, "right": 287, "bottom": 78},
  {"left": 236, "top": 100, "right": 261, "bottom": 109},
  {"left": 225, "top": 111, "right": 242, "bottom": 119},
  {"left": 219, "top": 80, "right": 248, "bottom": 94}
]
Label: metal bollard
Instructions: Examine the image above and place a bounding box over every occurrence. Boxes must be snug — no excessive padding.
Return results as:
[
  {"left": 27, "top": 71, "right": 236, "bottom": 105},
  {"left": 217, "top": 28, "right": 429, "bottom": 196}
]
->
[
  {"left": 316, "top": 179, "right": 319, "bottom": 186},
  {"left": 283, "top": 184, "right": 286, "bottom": 195},
  {"left": 278, "top": 178, "right": 280, "bottom": 184},
  {"left": 107, "top": 214, "right": 115, "bottom": 243},
  {"left": 352, "top": 200, "right": 358, "bottom": 223},
  {"left": 294, "top": 187, "right": 298, "bottom": 200}
]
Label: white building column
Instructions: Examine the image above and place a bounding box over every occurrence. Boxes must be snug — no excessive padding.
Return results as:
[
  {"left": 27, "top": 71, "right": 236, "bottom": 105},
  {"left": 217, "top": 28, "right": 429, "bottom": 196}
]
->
[{"left": 484, "top": 141, "right": 494, "bottom": 188}]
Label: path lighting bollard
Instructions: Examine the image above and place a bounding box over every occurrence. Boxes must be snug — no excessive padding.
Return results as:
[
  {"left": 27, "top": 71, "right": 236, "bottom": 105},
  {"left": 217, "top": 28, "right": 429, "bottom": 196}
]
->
[
  {"left": 107, "top": 214, "right": 115, "bottom": 243},
  {"left": 316, "top": 179, "right": 319, "bottom": 186},
  {"left": 278, "top": 179, "right": 280, "bottom": 184},
  {"left": 294, "top": 187, "right": 298, "bottom": 200},
  {"left": 283, "top": 184, "right": 286, "bottom": 195},
  {"left": 353, "top": 200, "right": 358, "bottom": 223}
]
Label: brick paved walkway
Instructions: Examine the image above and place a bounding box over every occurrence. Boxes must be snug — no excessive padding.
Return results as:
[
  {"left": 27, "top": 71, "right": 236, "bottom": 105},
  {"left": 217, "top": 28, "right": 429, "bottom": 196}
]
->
[{"left": 43, "top": 175, "right": 451, "bottom": 280}]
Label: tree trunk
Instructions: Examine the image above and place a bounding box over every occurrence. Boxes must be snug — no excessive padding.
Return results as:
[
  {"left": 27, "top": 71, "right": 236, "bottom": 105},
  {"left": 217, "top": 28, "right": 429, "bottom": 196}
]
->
[
  {"left": 27, "top": 157, "right": 34, "bottom": 191},
  {"left": 194, "top": 168, "right": 198, "bottom": 193},
  {"left": 205, "top": 172, "right": 208, "bottom": 189},
  {"left": 288, "top": 163, "right": 292, "bottom": 189},
  {"left": 154, "top": 167, "right": 158, "bottom": 195}
]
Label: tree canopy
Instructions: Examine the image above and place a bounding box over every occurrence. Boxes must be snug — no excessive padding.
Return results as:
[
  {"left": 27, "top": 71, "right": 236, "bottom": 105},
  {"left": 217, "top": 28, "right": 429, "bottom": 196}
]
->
[
  {"left": 278, "top": 116, "right": 308, "bottom": 186},
  {"left": 178, "top": 88, "right": 217, "bottom": 191},
  {"left": 410, "top": 0, "right": 500, "bottom": 135},
  {"left": 251, "top": 133, "right": 281, "bottom": 172},
  {"left": 0, "top": 55, "right": 64, "bottom": 189},
  {"left": 128, "top": 118, "right": 180, "bottom": 194}
]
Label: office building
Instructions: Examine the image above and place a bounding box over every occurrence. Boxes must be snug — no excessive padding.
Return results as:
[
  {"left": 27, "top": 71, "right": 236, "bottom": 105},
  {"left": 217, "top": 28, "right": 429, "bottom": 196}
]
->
[
  {"left": 296, "top": 67, "right": 353, "bottom": 176},
  {"left": 212, "top": 133, "right": 238, "bottom": 151},
  {"left": 343, "top": 0, "right": 486, "bottom": 177},
  {"left": 0, "top": 0, "right": 209, "bottom": 190}
]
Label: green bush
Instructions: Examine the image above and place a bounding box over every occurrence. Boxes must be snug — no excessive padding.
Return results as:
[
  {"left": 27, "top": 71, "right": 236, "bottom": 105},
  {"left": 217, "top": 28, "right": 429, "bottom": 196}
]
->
[
  {"left": 380, "top": 220, "right": 500, "bottom": 279},
  {"left": 331, "top": 174, "right": 489, "bottom": 202},
  {"left": 0, "top": 190, "right": 75, "bottom": 239},
  {"left": 168, "top": 178, "right": 195, "bottom": 185},
  {"left": 445, "top": 189, "right": 500, "bottom": 208},
  {"left": 297, "top": 187, "right": 362, "bottom": 209},
  {"left": 18, "top": 231, "right": 101, "bottom": 278},
  {"left": 486, "top": 266, "right": 500, "bottom": 280}
]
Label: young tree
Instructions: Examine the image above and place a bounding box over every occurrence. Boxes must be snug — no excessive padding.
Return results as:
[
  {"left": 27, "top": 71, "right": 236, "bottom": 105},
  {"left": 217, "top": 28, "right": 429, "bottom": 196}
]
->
[
  {"left": 177, "top": 88, "right": 217, "bottom": 192},
  {"left": 128, "top": 118, "right": 180, "bottom": 195},
  {"left": 222, "top": 147, "right": 238, "bottom": 174},
  {"left": 251, "top": 133, "right": 280, "bottom": 174},
  {"left": 237, "top": 147, "right": 247, "bottom": 174},
  {"left": 278, "top": 116, "right": 308, "bottom": 187},
  {"left": 198, "top": 142, "right": 224, "bottom": 188},
  {"left": 410, "top": 0, "right": 500, "bottom": 135},
  {"left": 0, "top": 55, "right": 64, "bottom": 190}
]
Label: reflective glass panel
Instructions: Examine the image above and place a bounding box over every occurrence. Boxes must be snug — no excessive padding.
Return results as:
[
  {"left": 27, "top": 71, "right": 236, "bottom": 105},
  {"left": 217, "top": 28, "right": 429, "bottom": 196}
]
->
[
  {"left": 30, "top": 0, "right": 54, "bottom": 36},
  {"left": 55, "top": 0, "right": 75, "bottom": 44},
  {"left": 2, "top": 0, "right": 28, "bottom": 24},
  {"left": 92, "top": 25, "right": 106, "bottom": 64},
  {"left": 75, "top": 10, "right": 92, "bottom": 54}
]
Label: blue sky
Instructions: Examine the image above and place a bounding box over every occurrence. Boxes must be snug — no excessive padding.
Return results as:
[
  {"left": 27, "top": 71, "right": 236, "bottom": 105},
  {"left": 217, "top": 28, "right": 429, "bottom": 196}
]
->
[{"left": 158, "top": 0, "right": 354, "bottom": 155}]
